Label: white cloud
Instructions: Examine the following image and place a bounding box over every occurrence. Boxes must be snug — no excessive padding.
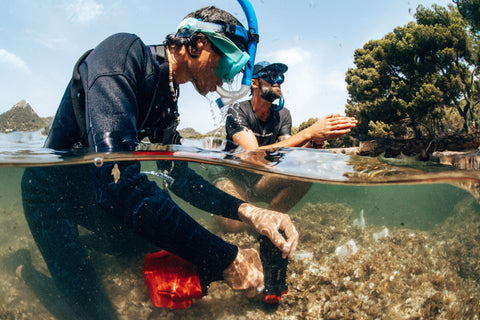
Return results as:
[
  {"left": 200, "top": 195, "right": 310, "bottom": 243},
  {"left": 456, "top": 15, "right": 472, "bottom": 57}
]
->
[
  {"left": 0, "top": 49, "right": 30, "bottom": 73},
  {"left": 261, "top": 46, "right": 349, "bottom": 125},
  {"left": 66, "top": 0, "right": 103, "bottom": 24},
  {"left": 146, "top": 46, "right": 350, "bottom": 132},
  {"left": 177, "top": 45, "right": 350, "bottom": 131},
  {"left": 270, "top": 47, "right": 313, "bottom": 67}
]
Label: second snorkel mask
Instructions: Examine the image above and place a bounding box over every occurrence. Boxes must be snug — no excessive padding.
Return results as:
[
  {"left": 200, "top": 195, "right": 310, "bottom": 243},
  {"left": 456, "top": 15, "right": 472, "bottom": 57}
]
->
[
  {"left": 253, "top": 61, "right": 288, "bottom": 111},
  {"left": 175, "top": 0, "right": 258, "bottom": 108}
]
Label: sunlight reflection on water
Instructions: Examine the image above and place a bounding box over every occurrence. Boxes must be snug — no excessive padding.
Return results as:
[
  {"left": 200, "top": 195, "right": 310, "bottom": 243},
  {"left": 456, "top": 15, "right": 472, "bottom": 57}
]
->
[{"left": 0, "top": 131, "right": 479, "bottom": 319}]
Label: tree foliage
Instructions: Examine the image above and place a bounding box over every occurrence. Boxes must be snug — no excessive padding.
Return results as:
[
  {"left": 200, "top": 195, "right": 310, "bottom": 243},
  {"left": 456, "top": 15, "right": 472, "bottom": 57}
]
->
[
  {"left": 454, "top": 0, "right": 480, "bottom": 36},
  {"left": 345, "top": 4, "right": 479, "bottom": 140}
]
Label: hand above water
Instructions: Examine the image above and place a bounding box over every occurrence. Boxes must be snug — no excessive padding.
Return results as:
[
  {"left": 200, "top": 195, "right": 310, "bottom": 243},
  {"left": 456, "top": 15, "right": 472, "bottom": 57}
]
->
[
  {"left": 238, "top": 203, "right": 298, "bottom": 259},
  {"left": 307, "top": 113, "right": 357, "bottom": 145}
]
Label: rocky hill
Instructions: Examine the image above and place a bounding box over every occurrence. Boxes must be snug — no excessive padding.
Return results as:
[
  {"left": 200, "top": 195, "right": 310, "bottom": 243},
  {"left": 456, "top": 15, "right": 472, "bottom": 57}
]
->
[
  {"left": 0, "top": 100, "right": 50, "bottom": 133},
  {"left": 178, "top": 127, "right": 202, "bottom": 138},
  {"left": 0, "top": 100, "right": 227, "bottom": 139},
  {"left": 205, "top": 126, "right": 226, "bottom": 137},
  {"left": 178, "top": 126, "right": 225, "bottom": 139}
]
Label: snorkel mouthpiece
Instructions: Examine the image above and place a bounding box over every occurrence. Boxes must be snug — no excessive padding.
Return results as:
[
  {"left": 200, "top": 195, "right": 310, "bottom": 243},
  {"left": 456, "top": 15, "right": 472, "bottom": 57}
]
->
[
  {"left": 216, "top": 0, "right": 258, "bottom": 108},
  {"left": 271, "top": 97, "right": 285, "bottom": 112}
]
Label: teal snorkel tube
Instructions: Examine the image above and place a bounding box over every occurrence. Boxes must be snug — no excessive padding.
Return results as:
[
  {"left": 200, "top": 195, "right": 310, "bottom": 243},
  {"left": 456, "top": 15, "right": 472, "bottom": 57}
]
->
[{"left": 216, "top": 0, "right": 258, "bottom": 108}]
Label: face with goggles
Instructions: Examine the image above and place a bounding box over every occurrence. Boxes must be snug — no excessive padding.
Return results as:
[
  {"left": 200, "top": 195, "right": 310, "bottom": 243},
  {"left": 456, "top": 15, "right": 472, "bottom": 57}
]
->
[
  {"left": 186, "top": 38, "right": 224, "bottom": 95},
  {"left": 255, "top": 75, "right": 284, "bottom": 103},
  {"left": 255, "top": 70, "right": 285, "bottom": 86},
  {"left": 252, "top": 62, "right": 287, "bottom": 103},
  {"left": 175, "top": 18, "right": 251, "bottom": 90}
]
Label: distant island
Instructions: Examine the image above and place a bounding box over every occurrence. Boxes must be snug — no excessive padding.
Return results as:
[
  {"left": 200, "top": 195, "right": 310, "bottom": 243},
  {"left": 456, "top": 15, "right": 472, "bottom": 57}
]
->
[
  {"left": 1, "top": 100, "right": 479, "bottom": 169},
  {"left": 0, "top": 100, "right": 223, "bottom": 139},
  {"left": 180, "top": 126, "right": 226, "bottom": 139},
  {"left": 0, "top": 100, "right": 52, "bottom": 134}
]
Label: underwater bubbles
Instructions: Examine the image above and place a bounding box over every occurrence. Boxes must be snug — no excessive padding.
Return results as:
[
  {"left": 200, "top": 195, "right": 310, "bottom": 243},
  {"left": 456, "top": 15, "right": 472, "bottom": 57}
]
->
[{"left": 93, "top": 157, "right": 103, "bottom": 167}]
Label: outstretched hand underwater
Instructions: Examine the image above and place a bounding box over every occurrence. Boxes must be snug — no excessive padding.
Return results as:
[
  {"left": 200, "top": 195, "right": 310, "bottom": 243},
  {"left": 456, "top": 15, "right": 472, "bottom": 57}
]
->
[
  {"left": 238, "top": 203, "right": 298, "bottom": 259},
  {"left": 223, "top": 248, "right": 264, "bottom": 297}
]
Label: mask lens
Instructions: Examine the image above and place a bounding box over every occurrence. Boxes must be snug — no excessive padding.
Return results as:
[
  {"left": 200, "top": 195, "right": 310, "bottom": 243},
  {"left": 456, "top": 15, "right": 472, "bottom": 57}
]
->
[
  {"left": 207, "top": 33, "right": 250, "bottom": 82},
  {"left": 216, "top": 52, "right": 249, "bottom": 82},
  {"left": 216, "top": 55, "right": 234, "bottom": 82},
  {"left": 261, "top": 70, "right": 284, "bottom": 85}
]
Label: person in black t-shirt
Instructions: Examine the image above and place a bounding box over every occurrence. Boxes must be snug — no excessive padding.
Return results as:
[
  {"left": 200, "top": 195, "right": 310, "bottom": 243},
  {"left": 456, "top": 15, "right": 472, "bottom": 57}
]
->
[{"left": 212, "top": 61, "right": 357, "bottom": 232}]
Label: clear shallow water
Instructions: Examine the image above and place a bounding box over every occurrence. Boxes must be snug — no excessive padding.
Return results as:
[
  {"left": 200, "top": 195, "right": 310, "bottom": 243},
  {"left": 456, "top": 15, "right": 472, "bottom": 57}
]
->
[{"left": 0, "top": 131, "right": 479, "bottom": 319}]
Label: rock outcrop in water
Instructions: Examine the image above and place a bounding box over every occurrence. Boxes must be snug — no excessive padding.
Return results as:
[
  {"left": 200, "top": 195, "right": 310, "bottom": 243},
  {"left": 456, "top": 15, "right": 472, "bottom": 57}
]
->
[
  {"left": 0, "top": 100, "right": 51, "bottom": 133},
  {"left": 352, "top": 134, "right": 480, "bottom": 157}
]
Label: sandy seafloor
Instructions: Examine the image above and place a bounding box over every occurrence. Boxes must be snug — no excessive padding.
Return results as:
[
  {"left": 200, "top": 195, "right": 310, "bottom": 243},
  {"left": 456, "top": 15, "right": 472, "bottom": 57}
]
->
[{"left": 0, "top": 167, "right": 479, "bottom": 320}]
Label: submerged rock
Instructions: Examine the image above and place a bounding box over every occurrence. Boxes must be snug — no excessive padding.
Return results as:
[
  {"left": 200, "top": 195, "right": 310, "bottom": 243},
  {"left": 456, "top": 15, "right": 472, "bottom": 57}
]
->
[
  {"left": 352, "top": 209, "right": 366, "bottom": 229},
  {"left": 335, "top": 239, "right": 358, "bottom": 262},
  {"left": 2, "top": 199, "right": 480, "bottom": 319},
  {"left": 373, "top": 227, "right": 389, "bottom": 241}
]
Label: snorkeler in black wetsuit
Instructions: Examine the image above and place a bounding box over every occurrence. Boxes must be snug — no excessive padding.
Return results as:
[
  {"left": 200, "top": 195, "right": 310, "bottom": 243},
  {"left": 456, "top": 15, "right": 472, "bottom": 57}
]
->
[{"left": 21, "top": 6, "right": 298, "bottom": 319}]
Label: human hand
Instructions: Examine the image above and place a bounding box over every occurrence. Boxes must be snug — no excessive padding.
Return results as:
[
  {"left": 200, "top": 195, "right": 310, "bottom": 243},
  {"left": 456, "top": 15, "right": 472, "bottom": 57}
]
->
[
  {"left": 238, "top": 203, "right": 298, "bottom": 259},
  {"left": 237, "top": 149, "right": 271, "bottom": 167},
  {"left": 223, "top": 248, "right": 264, "bottom": 297},
  {"left": 306, "top": 114, "right": 357, "bottom": 145}
]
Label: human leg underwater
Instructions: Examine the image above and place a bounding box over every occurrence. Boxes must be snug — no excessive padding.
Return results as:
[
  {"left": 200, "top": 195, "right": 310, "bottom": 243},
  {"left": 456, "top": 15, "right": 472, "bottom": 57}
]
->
[
  {"left": 21, "top": 165, "right": 117, "bottom": 320},
  {"left": 254, "top": 175, "right": 312, "bottom": 212}
]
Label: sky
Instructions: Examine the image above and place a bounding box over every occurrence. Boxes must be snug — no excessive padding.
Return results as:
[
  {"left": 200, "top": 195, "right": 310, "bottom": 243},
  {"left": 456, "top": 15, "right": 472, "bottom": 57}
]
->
[{"left": 0, "top": 0, "right": 455, "bottom": 133}]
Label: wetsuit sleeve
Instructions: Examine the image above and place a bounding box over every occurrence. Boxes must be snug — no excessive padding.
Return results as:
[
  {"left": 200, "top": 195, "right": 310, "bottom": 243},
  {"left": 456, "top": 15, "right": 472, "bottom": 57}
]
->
[
  {"left": 94, "top": 161, "right": 238, "bottom": 291},
  {"left": 81, "top": 34, "right": 147, "bottom": 152},
  {"left": 157, "top": 160, "right": 244, "bottom": 220}
]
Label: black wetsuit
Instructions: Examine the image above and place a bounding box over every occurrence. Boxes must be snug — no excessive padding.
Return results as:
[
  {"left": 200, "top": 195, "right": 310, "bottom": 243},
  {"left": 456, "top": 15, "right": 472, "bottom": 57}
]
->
[{"left": 21, "top": 33, "right": 244, "bottom": 319}]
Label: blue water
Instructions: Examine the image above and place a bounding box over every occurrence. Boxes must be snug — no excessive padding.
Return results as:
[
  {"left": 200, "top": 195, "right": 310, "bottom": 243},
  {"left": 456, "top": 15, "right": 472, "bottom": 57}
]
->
[{"left": 0, "top": 131, "right": 479, "bottom": 319}]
